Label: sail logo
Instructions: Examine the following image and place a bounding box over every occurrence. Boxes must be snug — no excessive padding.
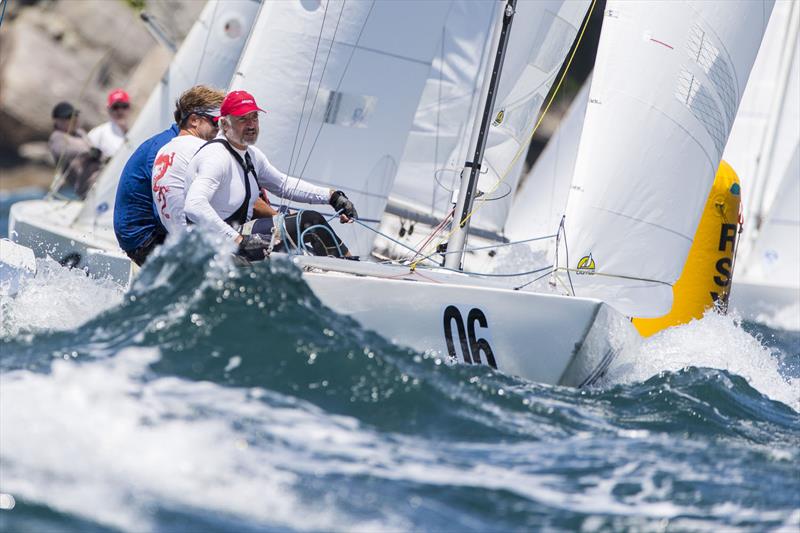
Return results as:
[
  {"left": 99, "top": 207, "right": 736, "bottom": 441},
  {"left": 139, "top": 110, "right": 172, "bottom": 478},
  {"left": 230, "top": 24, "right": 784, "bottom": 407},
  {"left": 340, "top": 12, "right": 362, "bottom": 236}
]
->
[
  {"left": 492, "top": 109, "right": 505, "bottom": 126},
  {"left": 576, "top": 254, "right": 595, "bottom": 275}
]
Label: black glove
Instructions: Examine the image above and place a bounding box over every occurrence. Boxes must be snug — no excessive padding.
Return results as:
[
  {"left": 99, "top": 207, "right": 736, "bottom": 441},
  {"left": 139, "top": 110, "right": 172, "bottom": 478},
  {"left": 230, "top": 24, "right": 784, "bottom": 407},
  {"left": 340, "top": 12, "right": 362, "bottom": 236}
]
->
[
  {"left": 329, "top": 190, "right": 358, "bottom": 220},
  {"left": 87, "top": 147, "right": 103, "bottom": 161},
  {"left": 237, "top": 233, "right": 271, "bottom": 261}
]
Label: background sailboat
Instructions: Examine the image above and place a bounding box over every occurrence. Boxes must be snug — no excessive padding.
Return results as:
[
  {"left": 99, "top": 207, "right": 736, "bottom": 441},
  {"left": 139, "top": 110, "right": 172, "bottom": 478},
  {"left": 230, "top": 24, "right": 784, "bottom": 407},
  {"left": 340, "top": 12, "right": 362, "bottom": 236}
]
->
[
  {"left": 8, "top": 0, "right": 261, "bottom": 283},
  {"left": 723, "top": 0, "right": 800, "bottom": 328}
]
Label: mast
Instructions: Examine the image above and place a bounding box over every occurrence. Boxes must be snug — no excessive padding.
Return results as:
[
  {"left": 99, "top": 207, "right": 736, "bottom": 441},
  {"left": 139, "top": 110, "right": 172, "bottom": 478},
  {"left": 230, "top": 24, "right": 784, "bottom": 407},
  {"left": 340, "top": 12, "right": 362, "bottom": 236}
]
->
[{"left": 444, "top": 0, "right": 517, "bottom": 270}]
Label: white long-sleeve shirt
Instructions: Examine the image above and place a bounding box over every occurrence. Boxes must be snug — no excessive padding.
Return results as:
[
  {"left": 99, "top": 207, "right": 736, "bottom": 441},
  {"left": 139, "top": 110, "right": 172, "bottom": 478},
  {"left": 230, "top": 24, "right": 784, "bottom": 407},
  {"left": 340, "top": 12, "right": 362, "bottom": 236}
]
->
[
  {"left": 151, "top": 135, "right": 205, "bottom": 235},
  {"left": 184, "top": 135, "right": 330, "bottom": 240},
  {"left": 88, "top": 121, "right": 125, "bottom": 159}
]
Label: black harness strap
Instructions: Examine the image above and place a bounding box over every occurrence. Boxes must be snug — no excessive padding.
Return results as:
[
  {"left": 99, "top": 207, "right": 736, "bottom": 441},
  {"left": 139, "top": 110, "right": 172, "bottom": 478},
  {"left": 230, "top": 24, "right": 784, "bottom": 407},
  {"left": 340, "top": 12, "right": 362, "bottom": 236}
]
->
[{"left": 188, "top": 138, "right": 254, "bottom": 228}]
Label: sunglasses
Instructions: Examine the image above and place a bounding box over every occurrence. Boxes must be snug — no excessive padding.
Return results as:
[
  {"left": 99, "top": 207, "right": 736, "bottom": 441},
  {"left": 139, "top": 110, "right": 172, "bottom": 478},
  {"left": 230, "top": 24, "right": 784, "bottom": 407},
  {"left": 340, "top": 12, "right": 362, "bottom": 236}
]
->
[
  {"left": 110, "top": 103, "right": 130, "bottom": 111},
  {"left": 195, "top": 112, "right": 219, "bottom": 125}
]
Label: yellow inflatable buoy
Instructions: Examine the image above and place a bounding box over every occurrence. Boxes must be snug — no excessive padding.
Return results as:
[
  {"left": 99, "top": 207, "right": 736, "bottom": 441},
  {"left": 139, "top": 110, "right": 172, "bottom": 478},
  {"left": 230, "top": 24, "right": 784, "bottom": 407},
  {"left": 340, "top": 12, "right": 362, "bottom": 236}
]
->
[{"left": 633, "top": 160, "right": 741, "bottom": 337}]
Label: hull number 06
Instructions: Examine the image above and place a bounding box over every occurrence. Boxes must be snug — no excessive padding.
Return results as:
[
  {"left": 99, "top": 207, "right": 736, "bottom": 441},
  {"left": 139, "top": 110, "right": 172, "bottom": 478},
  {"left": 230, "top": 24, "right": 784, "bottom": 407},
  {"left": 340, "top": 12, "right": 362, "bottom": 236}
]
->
[{"left": 442, "top": 306, "right": 497, "bottom": 368}]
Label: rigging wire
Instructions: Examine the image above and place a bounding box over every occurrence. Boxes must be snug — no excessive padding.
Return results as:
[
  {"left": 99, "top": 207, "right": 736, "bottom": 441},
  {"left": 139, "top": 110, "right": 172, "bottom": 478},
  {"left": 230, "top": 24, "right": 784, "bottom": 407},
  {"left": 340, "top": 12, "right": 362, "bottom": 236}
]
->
[
  {"left": 353, "top": 218, "right": 552, "bottom": 278},
  {"left": 289, "top": 0, "right": 347, "bottom": 179},
  {"left": 293, "top": 0, "right": 376, "bottom": 183},
  {"left": 432, "top": 24, "right": 446, "bottom": 211},
  {"left": 0, "top": 0, "right": 7, "bottom": 29},
  {"left": 513, "top": 267, "right": 555, "bottom": 291},
  {"left": 281, "top": 0, "right": 332, "bottom": 207},
  {"left": 410, "top": 0, "right": 598, "bottom": 271}
]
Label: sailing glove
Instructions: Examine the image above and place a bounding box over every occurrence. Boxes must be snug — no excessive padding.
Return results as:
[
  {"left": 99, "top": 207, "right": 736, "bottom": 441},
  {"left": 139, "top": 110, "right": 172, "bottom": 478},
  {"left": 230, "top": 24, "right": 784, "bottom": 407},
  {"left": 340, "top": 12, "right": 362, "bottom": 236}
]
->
[
  {"left": 238, "top": 233, "right": 271, "bottom": 261},
  {"left": 329, "top": 190, "right": 358, "bottom": 220}
]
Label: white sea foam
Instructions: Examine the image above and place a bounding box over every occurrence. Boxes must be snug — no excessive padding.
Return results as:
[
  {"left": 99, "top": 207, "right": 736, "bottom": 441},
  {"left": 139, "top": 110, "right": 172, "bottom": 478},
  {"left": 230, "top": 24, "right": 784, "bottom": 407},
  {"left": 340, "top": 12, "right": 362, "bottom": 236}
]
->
[
  {"left": 0, "top": 345, "right": 793, "bottom": 530},
  {"left": 602, "top": 310, "right": 800, "bottom": 411},
  {"left": 0, "top": 348, "right": 404, "bottom": 532},
  {"left": 0, "top": 258, "right": 124, "bottom": 337}
]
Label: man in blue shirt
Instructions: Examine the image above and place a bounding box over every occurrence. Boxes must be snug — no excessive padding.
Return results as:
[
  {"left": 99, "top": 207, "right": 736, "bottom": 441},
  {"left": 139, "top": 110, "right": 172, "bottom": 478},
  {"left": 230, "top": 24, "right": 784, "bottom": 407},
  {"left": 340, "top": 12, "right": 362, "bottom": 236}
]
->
[
  {"left": 113, "top": 123, "right": 178, "bottom": 265},
  {"left": 114, "top": 85, "right": 229, "bottom": 266}
]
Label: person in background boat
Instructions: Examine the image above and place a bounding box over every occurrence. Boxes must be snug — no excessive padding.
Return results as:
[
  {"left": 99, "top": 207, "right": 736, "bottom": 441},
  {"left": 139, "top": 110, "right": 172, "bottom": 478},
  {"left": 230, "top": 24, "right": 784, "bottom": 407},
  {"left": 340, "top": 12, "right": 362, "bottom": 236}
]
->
[
  {"left": 114, "top": 86, "right": 278, "bottom": 267},
  {"left": 48, "top": 101, "right": 103, "bottom": 199},
  {"left": 88, "top": 88, "right": 130, "bottom": 160},
  {"left": 184, "top": 90, "right": 358, "bottom": 261}
]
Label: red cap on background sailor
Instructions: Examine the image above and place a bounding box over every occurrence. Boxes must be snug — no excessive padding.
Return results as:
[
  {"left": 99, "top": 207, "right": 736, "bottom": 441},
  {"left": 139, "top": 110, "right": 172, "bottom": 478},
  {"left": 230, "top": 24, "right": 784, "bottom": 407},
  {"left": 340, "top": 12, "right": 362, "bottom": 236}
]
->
[{"left": 88, "top": 88, "right": 130, "bottom": 158}]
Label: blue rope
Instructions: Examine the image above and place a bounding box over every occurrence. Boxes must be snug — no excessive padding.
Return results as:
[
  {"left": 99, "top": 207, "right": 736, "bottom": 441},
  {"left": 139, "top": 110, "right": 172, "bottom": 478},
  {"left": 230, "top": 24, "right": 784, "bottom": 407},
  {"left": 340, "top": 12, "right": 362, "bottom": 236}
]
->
[
  {"left": 280, "top": 209, "right": 346, "bottom": 257},
  {"left": 300, "top": 224, "right": 345, "bottom": 258},
  {"left": 0, "top": 0, "right": 7, "bottom": 29}
]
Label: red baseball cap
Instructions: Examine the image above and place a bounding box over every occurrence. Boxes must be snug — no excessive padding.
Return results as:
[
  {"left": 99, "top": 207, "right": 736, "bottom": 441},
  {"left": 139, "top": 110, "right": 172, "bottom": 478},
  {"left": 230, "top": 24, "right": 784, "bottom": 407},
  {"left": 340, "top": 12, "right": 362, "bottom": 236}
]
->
[
  {"left": 220, "top": 90, "right": 265, "bottom": 117},
  {"left": 107, "top": 88, "right": 130, "bottom": 107}
]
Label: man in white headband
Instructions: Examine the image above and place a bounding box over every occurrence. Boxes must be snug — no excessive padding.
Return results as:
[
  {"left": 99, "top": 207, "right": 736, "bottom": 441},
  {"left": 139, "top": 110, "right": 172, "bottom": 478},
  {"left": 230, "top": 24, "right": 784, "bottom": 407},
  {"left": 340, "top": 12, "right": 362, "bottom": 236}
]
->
[{"left": 151, "top": 86, "right": 227, "bottom": 238}]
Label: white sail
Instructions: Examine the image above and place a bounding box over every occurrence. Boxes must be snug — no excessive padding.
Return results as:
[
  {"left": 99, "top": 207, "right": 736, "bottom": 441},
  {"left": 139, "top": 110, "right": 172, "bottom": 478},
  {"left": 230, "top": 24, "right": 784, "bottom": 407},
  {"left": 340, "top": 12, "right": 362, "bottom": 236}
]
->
[
  {"left": 387, "top": 1, "right": 496, "bottom": 223},
  {"left": 76, "top": 0, "right": 261, "bottom": 233},
  {"left": 388, "top": 0, "right": 591, "bottom": 237},
  {"left": 230, "top": 0, "right": 453, "bottom": 257},
  {"left": 740, "top": 144, "right": 800, "bottom": 287},
  {"left": 475, "top": 0, "right": 591, "bottom": 234},
  {"left": 723, "top": 0, "right": 799, "bottom": 240},
  {"left": 505, "top": 76, "right": 590, "bottom": 242},
  {"left": 556, "top": 0, "right": 774, "bottom": 317}
]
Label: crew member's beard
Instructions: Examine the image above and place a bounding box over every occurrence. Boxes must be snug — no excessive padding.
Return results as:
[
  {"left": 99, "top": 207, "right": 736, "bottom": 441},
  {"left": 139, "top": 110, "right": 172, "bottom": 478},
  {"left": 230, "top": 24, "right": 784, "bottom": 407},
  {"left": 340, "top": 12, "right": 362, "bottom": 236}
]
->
[{"left": 228, "top": 128, "right": 258, "bottom": 146}]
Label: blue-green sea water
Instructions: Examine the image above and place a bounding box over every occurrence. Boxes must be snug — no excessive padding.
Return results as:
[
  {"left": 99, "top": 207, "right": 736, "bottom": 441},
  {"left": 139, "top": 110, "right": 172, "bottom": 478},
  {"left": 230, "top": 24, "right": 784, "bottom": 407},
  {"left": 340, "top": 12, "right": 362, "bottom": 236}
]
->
[{"left": 0, "top": 192, "right": 798, "bottom": 532}]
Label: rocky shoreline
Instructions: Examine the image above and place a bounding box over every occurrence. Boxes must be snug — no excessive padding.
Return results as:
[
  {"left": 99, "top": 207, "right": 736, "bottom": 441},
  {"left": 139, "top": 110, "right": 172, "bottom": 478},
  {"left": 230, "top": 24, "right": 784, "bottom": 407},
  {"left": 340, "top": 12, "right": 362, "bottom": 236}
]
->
[{"left": 0, "top": 0, "right": 202, "bottom": 190}]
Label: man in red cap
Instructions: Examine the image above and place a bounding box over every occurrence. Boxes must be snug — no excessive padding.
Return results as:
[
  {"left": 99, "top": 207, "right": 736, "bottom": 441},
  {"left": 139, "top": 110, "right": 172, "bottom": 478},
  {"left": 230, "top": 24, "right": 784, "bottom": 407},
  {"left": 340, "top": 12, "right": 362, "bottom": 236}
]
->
[
  {"left": 184, "top": 90, "right": 358, "bottom": 260},
  {"left": 88, "top": 88, "right": 131, "bottom": 159}
]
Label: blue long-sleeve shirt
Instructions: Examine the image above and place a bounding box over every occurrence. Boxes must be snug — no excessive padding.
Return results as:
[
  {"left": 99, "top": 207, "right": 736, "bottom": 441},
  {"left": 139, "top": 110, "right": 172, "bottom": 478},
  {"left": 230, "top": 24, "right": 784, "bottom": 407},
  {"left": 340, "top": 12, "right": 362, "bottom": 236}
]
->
[{"left": 113, "top": 124, "right": 179, "bottom": 252}]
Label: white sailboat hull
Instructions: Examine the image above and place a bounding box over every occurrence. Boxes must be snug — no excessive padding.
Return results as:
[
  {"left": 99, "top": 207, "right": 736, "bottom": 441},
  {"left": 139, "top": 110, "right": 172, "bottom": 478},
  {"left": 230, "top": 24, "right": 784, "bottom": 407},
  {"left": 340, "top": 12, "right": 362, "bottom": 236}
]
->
[
  {"left": 296, "top": 256, "right": 633, "bottom": 387},
  {"left": 9, "top": 199, "right": 133, "bottom": 286}
]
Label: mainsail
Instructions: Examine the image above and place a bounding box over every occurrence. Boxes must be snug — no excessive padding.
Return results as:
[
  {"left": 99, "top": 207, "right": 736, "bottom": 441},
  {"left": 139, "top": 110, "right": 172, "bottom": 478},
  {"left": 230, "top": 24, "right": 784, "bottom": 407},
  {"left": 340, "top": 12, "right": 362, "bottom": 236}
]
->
[
  {"left": 556, "top": 0, "right": 774, "bottom": 317},
  {"left": 388, "top": 0, "right": 591, "bottom": 238},
  {"left": 504, "top": 76, "right": 590, "bottom": 243},
  {"left": 229, "top": 0, "right": 453, "bottom": 257},
  {"left": 75, "top": 0, "right": 261, "bottom": 233}
]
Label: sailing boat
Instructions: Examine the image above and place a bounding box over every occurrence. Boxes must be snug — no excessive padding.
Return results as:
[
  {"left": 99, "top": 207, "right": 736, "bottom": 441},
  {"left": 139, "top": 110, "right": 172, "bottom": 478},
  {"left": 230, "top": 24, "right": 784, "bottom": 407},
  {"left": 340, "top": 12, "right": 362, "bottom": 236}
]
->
[
  {"left": 240, "top": 0, "right": 770, "bottom": 385},
  {"left": 4, "top": 0, "right": 773, "bottom": 387},
  {"left": 8, "top": 0, "right": 261, "bottom": 285},
  {"left": 723, "top": 0, "right": 800, "bottom": 326}
]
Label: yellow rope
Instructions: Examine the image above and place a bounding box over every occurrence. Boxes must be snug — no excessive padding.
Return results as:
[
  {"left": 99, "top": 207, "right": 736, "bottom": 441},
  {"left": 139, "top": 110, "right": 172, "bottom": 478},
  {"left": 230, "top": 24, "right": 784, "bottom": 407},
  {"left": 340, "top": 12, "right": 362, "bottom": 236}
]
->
[{"left": 411, "top": 0, "right": 597, "bottom": 271}]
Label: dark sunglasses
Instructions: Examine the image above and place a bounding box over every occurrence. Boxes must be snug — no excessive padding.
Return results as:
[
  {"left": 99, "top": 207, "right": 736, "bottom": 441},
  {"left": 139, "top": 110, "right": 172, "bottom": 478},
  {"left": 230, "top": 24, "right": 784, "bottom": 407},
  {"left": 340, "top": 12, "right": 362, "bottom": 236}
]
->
[
  {"left": 110, "top": 103, "right": 130, "bottom": 111},
  {"left": 195, "top": 112, "right": 219, "bottom": 125}
]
